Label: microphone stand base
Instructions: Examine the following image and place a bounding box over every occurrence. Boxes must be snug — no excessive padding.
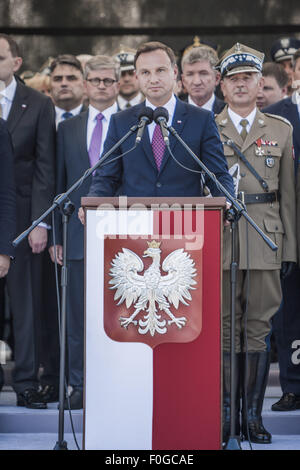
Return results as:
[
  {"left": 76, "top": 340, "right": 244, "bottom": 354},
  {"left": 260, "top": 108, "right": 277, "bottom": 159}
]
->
[
  {"left": 224, "top": 436, "right": 242, "bottom": 450},
  {"left": 54, "top": 440, "right": 68, "bottom": 450}
]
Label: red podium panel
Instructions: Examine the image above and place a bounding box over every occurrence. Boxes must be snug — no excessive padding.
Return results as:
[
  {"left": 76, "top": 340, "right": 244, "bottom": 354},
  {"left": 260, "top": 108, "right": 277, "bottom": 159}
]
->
[{"left": 82, "top": 197, "right": 224, "bottom": 450}]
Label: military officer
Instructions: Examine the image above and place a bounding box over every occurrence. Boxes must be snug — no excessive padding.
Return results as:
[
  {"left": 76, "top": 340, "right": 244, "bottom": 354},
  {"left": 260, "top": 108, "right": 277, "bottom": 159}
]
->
[
  {"left": 270, "top": 37, "right": 300, "bottom": 95},
  {"left": 113, "top": 45, "right": 143, "bottom": 109},
  {"left": 216, "top": 43, "right": 297, "bottom": 445}
]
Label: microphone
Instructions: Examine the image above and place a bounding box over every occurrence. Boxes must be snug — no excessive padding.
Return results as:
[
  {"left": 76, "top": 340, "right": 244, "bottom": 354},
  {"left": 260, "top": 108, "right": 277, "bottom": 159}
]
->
[
  {"left": 153, "top": 107, "right": 170, "bottom": 145},
  {"left": 135, "top": 107, "right": 153, "bottom": 143}
]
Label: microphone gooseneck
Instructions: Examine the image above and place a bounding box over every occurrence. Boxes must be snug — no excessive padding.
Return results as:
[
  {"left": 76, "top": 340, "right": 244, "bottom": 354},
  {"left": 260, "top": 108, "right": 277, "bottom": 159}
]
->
[
  {"left": 153, "top": 107, "right": 169, "bottom": 144},
  {"left": 135, "top": 107, "right": 154, "bottom": 143}
]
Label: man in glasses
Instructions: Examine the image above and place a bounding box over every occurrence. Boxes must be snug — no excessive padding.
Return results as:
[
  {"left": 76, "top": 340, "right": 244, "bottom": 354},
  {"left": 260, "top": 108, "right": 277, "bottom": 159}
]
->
[{"left": 49, "top": 55, "right": 120, "bottom": 409}]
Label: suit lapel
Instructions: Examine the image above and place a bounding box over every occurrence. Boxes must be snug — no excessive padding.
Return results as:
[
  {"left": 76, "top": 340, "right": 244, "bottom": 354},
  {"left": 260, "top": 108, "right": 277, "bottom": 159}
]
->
[
  {"left": 76, "top": 111, "right": 90, "bottom": 167},
  {"left": 217, "top": 107, "right": 244, "bottom": 146},
  {"left": 159, "top": 98, "right": 188, "bottom": 174},
  {"left": 285, "top": 99, "right": 300, "bottom": 153},
  {"left": 6, "top": 82, "right": 29, "bottom": 134},
  {"left": 138, "top": 102, "right": 158, "bottom": 171}
]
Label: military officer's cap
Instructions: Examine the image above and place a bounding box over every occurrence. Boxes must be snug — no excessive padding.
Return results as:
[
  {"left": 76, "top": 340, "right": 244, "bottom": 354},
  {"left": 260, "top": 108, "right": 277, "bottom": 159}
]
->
[
  {"left": 219, "top": 43, "right": 264, "bottom": 78},
  {"left": 270, "top": 37, "right": 300, "bottom": 63},
  {"left": 113, "top": 45, "right": 136, "bottom": 72}
]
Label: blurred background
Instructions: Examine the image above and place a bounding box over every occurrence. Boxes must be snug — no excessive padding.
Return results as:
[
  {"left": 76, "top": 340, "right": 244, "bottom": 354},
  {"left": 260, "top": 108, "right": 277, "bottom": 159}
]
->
[{"left": 1, "top": 0, "right": 300, "bottom": 72}]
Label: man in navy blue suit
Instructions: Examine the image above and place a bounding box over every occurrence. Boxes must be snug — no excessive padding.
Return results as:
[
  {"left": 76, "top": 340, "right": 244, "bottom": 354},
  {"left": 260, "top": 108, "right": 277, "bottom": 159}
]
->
[
  {"left": 263, "top": 48, "right": 300, "bottom": 412},
  {"left": 84, "top": 41, "right": 233, "bottom": 202},
  {"left": 49, "top": 55, "right": 120, "bottom": 409}
]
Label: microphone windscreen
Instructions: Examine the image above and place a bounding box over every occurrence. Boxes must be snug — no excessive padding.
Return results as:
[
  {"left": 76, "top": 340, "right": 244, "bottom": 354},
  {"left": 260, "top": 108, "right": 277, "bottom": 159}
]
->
[
  {"left": 153, "top": 107, "right": 169, "bottom": 123},
  {"left": 137, "top": 107, "right": 154, "bottom": 123}
]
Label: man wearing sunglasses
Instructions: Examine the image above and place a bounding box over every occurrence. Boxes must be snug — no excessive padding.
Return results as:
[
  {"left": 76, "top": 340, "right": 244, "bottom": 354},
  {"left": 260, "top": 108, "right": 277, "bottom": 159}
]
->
[{"left": 49, "top": 55, "right": 120, "bottom": 409}]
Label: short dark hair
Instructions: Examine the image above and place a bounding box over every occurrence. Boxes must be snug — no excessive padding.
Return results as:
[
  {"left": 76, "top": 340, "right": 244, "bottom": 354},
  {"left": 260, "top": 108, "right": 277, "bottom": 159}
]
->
[
  {"left": 50, "top": 54, "right": 83, "bottom": 74},
  {"left": 134, "top": 41, "right": 176, "bottom": 68},
  {"left": 292, "top": 48, "right": 300, "bottom": 70},
  {"left": 262, "top": 62, "right": 288, "bottom": 89},
  {"left": 0, "top": 33, "right": 21, "bottom": 57}
]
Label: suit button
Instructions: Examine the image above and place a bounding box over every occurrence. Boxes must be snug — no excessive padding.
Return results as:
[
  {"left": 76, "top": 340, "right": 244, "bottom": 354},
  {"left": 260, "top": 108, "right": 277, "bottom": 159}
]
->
[{"left": 156, "top": 182, "right": 162, "bottom": 188}]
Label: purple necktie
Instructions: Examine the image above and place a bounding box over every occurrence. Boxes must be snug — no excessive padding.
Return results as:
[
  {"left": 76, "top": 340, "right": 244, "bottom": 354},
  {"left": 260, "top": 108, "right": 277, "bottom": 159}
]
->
[
  {"left": 89, "top": 113, "right": 104, "bottom": 167},
  {"left": 152, "top": 123, "right": 165, "bottom": 170}
]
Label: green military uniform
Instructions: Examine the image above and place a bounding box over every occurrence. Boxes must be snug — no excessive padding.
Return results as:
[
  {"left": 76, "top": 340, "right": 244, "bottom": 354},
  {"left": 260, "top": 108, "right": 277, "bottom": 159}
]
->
[
  {"left": 217, "top": 42, "right": 297, "bottom": 446},
  {"left": 216, "top": 107, "right": 297, "bottom": 352}
]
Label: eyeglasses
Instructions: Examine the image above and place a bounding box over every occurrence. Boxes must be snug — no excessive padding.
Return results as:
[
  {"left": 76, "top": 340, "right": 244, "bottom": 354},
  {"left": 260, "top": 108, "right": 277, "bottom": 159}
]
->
[{"left": 86, "top": 77, "right": 117, "bottom": 87}]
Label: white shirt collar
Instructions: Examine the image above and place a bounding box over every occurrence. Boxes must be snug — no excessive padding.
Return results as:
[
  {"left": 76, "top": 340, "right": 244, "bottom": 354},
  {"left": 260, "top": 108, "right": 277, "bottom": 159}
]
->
[
  {"left": 55, "top": 103, "right": 83, "bottom": 120},
  {"left": 228, "top": 106, "right": 257, "bottom": 132},
  {"left": 1, "top": 76, "right": 17, "bottom": 102},
  {"left": 145, "top": 94, "right": 177, "bottom": 125},
  {"left": 118, "top": 92, "right": 143, "bottom": 109},
  {"left": 88, "top": 101, "right": 118, "bottom": 122},
  {"left": 188, "top": 93, "right": 215, "bottom": 111}
]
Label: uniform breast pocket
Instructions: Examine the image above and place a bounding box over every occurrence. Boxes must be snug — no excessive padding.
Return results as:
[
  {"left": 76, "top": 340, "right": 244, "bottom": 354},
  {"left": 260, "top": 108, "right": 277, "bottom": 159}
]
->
[{"left": 263, "top": 147, "right": 282, "bottom": 179}]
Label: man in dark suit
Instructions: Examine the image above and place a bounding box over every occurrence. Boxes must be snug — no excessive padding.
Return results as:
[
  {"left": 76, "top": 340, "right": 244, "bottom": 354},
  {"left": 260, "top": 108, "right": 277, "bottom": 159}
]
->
[
  {"left": 180, "top": 45, "right": 225, "bottom": 114},
  {"left": 50, "top": 54, "right": 86, "bottom": 127},
  {"left": 49, "top": 55, "right": 120, "bottom": 409},
  {"left": 0, "top": 118, "right": 17, "bottom": 392},
  {"left": 262, "top": 48, "right": 300, "bottom": 412},
  {"left": 84, "top": 41, "right": 233, "bottom": 201},
  {"left": 0, "top": 34, "right": 55, "bottom": 408},
  {"left": 36, "top": 54, "right": 88, "bottom": 405}
]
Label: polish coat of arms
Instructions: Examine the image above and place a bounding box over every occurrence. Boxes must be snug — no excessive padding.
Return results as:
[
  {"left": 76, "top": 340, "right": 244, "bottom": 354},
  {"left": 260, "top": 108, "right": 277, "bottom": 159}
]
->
[{"left": 108, "top": 240, "right": 197, "bottom": 337}]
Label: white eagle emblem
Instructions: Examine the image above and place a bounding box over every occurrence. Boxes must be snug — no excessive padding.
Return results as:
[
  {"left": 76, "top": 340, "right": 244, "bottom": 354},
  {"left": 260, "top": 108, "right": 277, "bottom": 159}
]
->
[{"left": 108, "top": 240, "right": 197, "bottom": 336}]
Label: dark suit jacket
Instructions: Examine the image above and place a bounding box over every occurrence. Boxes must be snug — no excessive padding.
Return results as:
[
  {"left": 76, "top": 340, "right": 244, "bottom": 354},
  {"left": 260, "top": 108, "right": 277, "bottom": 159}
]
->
[
  {"left": 6, "top": 81, "right": 56, "bottom": 234},
  {"left": 213, "top": 96, "right": 226, "bottom": 115},
  {"left": 0, "top": 119, "right": 17, "bottom": 257},
  {"left": 263, "top": 97, "right": 300, "bottom": 174},
  {"left": 88, "top": 98, "right": 234, "bottom": 198},
  {"left": 53, "top": 110, "right": 92, "bottom": 260}
]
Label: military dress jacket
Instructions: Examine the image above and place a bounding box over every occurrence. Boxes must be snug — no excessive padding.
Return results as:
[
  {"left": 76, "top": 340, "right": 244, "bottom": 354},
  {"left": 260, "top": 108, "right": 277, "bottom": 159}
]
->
[{"left": 216, "top": 106, "right": 297, "bottom": 270}]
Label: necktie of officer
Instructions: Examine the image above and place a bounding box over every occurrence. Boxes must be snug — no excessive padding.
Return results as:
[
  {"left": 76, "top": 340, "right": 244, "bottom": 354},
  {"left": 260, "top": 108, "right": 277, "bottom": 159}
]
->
[
  {"left": 89, "top": 112, "right": 104, "bottom": 167},
  {"left": 152, "top": 123, "right": 165, "bottom": 170},
  {"left": 62, "top": 111, "right": 73, "bottom": 120},
  {"left": 240, "top": 119, "right": 249, "bottom": 141}
]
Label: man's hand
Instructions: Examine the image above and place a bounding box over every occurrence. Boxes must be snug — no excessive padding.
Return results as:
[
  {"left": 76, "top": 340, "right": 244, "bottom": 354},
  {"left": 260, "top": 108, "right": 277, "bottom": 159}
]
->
[
  {"left": 281, "top": 261, "right": 296, "bottom": 280},
  {"left": 224, "top": 201, "right": 232, "bottom": 227},
  {"left": 78, "top": 207, "right": 85, "bottom": 226},
  {"left": 49, "top": 245, "right": 63, "bottom": 266},
  {"left": 28, "top": 226, "right": 48, "bottom": 254},
  {"left": 0, "top": 254, "right": 10, "bottom": 278}
]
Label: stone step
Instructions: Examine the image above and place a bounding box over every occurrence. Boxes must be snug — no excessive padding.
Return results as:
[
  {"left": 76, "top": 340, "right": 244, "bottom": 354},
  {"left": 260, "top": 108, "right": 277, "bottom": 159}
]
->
[{"left": 0, "top": 389, "right": 83, "bottom": 434}]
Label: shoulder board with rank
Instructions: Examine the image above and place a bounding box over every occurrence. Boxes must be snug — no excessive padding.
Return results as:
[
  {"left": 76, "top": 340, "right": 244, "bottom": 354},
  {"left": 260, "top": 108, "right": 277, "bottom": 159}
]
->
[{"left": 263, "top": 113, "right": 292, "bottom": 127}]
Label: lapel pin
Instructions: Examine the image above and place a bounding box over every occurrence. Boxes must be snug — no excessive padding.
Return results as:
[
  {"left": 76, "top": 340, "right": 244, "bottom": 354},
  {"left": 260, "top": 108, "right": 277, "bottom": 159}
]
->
[
  {"left": 177, "top": 120, "right": 182, "bottom": 124},
  {"left": 22, "top": 104, "right": 27, "bottom": 108}
]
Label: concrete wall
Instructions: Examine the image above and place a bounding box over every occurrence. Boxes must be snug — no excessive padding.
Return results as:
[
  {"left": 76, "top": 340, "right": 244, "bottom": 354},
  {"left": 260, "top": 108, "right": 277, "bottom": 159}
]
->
[{"left": 1, "top": 0, "right": 300, "bottom": 72}]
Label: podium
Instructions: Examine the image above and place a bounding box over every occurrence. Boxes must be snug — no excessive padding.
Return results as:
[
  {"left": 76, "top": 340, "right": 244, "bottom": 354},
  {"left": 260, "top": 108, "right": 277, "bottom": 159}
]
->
[{"left": 82, "top": 196, "right": 225, "bottom": 450}]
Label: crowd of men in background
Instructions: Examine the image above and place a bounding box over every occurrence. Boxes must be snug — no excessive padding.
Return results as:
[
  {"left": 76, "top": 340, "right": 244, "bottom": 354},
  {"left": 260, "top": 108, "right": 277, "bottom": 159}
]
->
[{"left": 0, "top": 32, "right": 300, "bottom": 447}]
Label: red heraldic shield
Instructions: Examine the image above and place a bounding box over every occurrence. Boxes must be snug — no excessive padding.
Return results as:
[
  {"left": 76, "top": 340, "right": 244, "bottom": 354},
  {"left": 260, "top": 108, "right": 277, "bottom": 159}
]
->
[{"left": 104, "top": 237, "right": 202, "bottom": 349}]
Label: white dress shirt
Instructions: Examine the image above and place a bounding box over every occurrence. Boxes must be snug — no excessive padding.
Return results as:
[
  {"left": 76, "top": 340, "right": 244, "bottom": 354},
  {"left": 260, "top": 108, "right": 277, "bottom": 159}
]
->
[
  {"left": 145, "top": 94, "right": 177, "bottom": 142},
  {"left": 0, "top": 76, "right": 17, "bottom": 120},
  {"left": 55, "top": 103, "right": 83, "bottom": 128},
  {"left": 228, "top": 107, "right": 257, "bottom": 134},
  {"left": 188, "top": 93, "right": 215, "bottom": 112},
  {"left": 86, "top": 101, "right": 118, "bottom": 156}
]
